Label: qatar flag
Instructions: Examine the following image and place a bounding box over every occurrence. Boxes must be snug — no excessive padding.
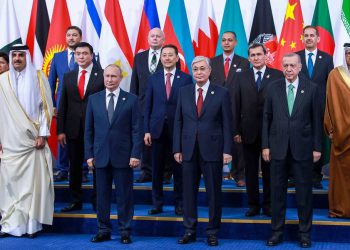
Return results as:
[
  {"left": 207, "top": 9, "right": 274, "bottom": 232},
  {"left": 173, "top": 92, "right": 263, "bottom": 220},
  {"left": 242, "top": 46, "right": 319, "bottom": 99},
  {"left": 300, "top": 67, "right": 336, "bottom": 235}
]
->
[{"left": 192, "top": 0, "right": 218, "bottom": 58}]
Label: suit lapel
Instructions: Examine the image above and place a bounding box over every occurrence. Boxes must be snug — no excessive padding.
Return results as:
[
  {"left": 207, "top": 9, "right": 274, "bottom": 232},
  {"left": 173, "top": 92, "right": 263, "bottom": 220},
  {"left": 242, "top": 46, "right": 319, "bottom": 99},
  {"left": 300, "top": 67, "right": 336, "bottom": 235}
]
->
[
  {"left": 188, "top": 84, "right": 197, "bottom": 118},
  {"left": 260, "top": 68, "right": 272, "bottom": 91},
  {"left": 227, "top": 56, "right": 243, "bottom": 83},
  {"left": 84, "top": 65, "right": 99, "bottom": 98},
  {"left": 70, "top": 69, "right": 81, "bottom": 99},
  {"left": 312, "top": 51, "right": 323, "bottom": 80},
  {"left": 291, "top": 79, "right": 306, "bottom": 117},
  {"left": 99, "top": 90, "right": 110, "bottom": 123},
  {"left": 169, "top": 70, "right": 181, "bottom": 100},
  {"left": 199, "top": 83, "right": 215, "bottom": 117},
  {"left": 277, "top": 81, "right": 289, "bottom": 117},
  {"left": 110, "top": 89, "right": 127, "bottom": 125},
  {"left": 248, "top": 69, "right": 257, "bottom": 92}
]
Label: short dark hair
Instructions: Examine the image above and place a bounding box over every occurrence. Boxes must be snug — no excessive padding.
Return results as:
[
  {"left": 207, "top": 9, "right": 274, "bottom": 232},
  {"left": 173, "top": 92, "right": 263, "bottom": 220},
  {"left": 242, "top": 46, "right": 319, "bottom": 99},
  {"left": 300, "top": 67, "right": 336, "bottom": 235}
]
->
[
  {"left": 75, "top": 42, "right": 93, "bottom": 54},
  {"left": 0, "top": 52, "right": 9, "bottom": 63},
  {"left": 303, "top": 25, "right": 319, "bottom": 36},
  {"left": 161, "top": 44, "right": 178, "bottom": 55},
  {"left": 66, "top": 26, "right": 82, "bottom": 36},
  {"left": 248, "top": 43, "right": 267, "bottom": 55},
  {"left": 222, "top": 31, "right": 237, "bottom": 40}
]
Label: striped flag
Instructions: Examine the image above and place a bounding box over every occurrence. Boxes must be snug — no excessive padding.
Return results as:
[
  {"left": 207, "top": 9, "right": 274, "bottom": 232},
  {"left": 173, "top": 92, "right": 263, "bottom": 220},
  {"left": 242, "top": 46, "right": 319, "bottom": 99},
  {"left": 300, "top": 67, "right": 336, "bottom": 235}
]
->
[
  {"left": 192, "top": 0, "right": 218, "bottom": 58},
  {"left": 163, "top": 0, "right": 194, "bottom": 73},
  {"left": 26, "top": 0, "right": 50, "bottom": 70},
  {"left": 134, "top": 0, "right": 160, "bottom": 54},
  {"left": 333, "top": 0, "right": 350, "bottom": 66},
  {"left": 99, "top": 0, "right": 134, "bottom": 91},
  {"left": 81, "top": 0, "right": 102, "bottom": 57},
  {"left": 0, "top": 0, "right": 22, "bottom": 53}
]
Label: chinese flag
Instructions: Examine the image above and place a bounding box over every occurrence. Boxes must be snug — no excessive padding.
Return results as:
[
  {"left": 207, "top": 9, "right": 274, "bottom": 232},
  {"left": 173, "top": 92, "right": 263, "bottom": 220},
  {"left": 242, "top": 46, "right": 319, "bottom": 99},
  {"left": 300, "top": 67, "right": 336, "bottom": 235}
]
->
[
  {"left": 272, "top": 0, "right": 304, "bottom": 70},
  {"left": 43, "top": 0, "right": 71, "bottom": 159}
]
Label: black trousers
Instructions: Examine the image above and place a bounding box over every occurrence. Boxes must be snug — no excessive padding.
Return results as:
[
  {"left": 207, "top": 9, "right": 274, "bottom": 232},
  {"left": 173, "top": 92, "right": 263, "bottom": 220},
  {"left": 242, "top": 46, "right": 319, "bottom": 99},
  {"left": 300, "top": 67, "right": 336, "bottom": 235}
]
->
[
  {"left": 67, "top": 128, "right": 96, "bottom": 204},
  {"left": 230, "top": 141, "right": 245, "bottom": 181},
  {"left": 96, "top": 165, "right": 133, "bottom": 236},
  {"left": 151, "top": 121, "right": 182, "bottom": 209},
  {"left": 270, "top": 149, "right": 313, "bottom": 238},
  {"left": 243, "top": 136, "right": 270, "bottom": 210},
  {"left": 182, "top": 142, "right": 223, "bottom": 236}
]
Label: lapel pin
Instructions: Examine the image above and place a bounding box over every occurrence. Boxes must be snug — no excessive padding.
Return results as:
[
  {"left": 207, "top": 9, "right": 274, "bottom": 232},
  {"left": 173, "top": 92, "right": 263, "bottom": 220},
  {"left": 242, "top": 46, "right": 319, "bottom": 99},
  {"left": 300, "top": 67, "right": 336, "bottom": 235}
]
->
[
  {"left": 122, "top": 97, "right": 126, "bottom": 101},
  {"left": 233, "top": 64, "right": 237, "bottom": 68},
  {"left": 319, "top": 55, "right": 322, "bottom": 59},
  {"left": 177, "top": 75, "right": 180, "bottom": 79},
  {"left": 211, "top": 91, "right": 214, "bottom": 94},
  {"left": 301, "top": 90, "right": 304, "bottom": 94},
  {"left": 94, "top": 73, "right": 98, "bottom": 76},
  {"left": 266, "top": 74, "right": 270, "bottom": 79}
]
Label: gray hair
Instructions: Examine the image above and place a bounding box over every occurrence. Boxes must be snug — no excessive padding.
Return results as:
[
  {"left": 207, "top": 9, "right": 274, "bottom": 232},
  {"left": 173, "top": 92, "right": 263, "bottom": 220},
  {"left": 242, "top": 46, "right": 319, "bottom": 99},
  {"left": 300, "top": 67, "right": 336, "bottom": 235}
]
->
[
  {"left": 191, "top": 56, "right": 211, "bottom": 69},
  {"left": 104, "top": 64, "right": 123, "bottom": 78},
  {"left": 282, "top": 53, "right": 301, "bottom": 64}
]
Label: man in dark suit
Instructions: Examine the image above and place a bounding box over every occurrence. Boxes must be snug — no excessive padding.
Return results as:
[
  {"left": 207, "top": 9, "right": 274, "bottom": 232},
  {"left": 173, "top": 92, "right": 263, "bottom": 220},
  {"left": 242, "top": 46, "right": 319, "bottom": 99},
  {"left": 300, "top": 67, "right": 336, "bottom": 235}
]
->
[
  {"left": 174, "top": 56, "right": 233, "bottom": 246},
  {"left": 210, "top": 31, "right": 249, "bottom": 187},
  {"left": 262, "top": 53, "right": 322, "bottom": 248},
  {"left": 85, "top": 64, "right": 142, "bottom": 244},
  {"left": 233, "top": 43, "right": 283, "bottom": 217},
  {"left": 296, "top": 25, "right": 334, "bottom": 189},
  {"left": 57, "top": 42, "right": 104, "bottom": 212},
  {"left": 130, "top": 27, "right": 165, "bottom": 183},
  {"left": 144, "top": 44, "right": 192, "bottom": 215},
  {"left": 49, "top": 26, "right": 82, "bottom": 182}
]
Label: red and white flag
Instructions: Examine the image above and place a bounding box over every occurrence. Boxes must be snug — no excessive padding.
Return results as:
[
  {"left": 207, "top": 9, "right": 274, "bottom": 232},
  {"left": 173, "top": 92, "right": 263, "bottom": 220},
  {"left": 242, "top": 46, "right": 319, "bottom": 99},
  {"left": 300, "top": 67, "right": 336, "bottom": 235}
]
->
[
  {"left": 192, "top": 0, "right": 218, "bottom": 58},
  {"left": 99, "top": 0, "right": 133, "bottom": 92}
]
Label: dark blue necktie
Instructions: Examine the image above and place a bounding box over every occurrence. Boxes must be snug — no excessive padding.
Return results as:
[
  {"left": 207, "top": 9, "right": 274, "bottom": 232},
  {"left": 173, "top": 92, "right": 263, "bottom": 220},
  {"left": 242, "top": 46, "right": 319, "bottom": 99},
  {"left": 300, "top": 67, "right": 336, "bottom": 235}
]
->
[
  {"left": 256, "top": 71, "right": 262, "bottom": 90},
  {"left": 308, "top": 52, "right": 314, "bottom": 78},
  {"left": 69, "top": 51, "right": 75, "bottom": 70},
  {"left": 108, "top": 93, "right": 115, "bottom": 123}
]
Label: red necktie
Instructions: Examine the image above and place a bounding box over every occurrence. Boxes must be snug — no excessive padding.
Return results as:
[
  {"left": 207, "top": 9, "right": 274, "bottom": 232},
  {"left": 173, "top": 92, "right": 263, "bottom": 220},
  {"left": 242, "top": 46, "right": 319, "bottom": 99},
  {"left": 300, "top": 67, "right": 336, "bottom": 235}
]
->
[
  {"left": 197, "top": 88, "right": 203, "bottom": 116},
  {"left": 165, "top": 73, "right": 172, "bottom": 99},
  {"left": 224, "top": 57, "right": 230, "bottom": 79},
  {"left": 78, "top": 70, "right": 86, "bottom": 100}
]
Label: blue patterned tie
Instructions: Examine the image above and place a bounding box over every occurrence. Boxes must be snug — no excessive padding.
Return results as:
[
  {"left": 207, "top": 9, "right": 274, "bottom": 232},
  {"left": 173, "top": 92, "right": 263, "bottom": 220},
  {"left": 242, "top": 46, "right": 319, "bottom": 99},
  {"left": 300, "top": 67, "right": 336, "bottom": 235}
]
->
[
  {"left": 307, "top": 52, "right": 313, "bottom": 78},
  {"left": 256, "top": 71, "right": 262, "bottom": 90},
  {"left": 69, "top": 51, "right": 75, "bottom": 70}
]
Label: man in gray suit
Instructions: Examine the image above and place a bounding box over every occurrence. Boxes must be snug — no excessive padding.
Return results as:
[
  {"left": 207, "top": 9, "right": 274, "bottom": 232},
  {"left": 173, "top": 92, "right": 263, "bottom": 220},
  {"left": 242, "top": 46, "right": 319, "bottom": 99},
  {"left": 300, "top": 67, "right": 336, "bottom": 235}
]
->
[{"left": 262, "top": 53, "right": 322, "bottom": 248}]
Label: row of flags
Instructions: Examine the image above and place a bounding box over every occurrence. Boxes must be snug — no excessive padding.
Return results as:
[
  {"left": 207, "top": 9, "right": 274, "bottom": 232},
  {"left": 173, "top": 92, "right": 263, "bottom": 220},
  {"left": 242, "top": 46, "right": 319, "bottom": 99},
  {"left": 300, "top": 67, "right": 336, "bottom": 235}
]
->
[{"left": 1, "top": 0, "right": 350, "bottom": 81}]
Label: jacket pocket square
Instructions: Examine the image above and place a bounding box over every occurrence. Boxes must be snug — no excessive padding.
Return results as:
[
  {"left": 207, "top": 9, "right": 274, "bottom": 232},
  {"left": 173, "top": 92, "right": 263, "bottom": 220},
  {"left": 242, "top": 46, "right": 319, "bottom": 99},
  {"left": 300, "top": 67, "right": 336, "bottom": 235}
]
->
[{"left": 236, "top": 68, "right": 242, "bottom": 72}]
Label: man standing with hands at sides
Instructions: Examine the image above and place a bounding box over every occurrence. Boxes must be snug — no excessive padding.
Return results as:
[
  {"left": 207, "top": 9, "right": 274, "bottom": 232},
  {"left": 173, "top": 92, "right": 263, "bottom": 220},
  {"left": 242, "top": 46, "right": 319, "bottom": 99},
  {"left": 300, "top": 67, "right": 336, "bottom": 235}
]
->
[
  {"left": 210, "top": 31, "right": 249, "bottom": 186},
  {"left": 233, "top": 43, "right": 283, "bottom": 217},
  {"left": 57, "top": 42, "right": 104, "bottom": 212},
  {"left": 262, "top": 53, "right": 322, "bottom": 248},
  {"left": 49, "top": 26, "right": 82, "bottom": 182},
  {"left": 144, "top": 45, "right": 192, "bottom": 216},
  {"left": 85, "top": 64, "right": 142, "bottom": 244},
  {"left": 0, "top": 52, "right": 9, "bottom": 74},
  {"left": 173, "top": 56, "right": 233, "bottom": 246},
  {"left": 296, "top": 25, "right": 333, "bottom": 189},
  {"left": 130, "top": 28, "right": 165, "bottom": 183}
]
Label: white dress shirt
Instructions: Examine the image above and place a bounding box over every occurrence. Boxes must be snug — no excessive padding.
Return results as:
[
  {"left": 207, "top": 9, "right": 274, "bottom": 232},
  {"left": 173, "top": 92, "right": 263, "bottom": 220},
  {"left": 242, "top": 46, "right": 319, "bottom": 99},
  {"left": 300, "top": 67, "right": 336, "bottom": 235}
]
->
[
  {"left": 285, "top": 77, "right": 299, "bottom": 98},
  {"left": 164, "top": 68, "right": 176, "bottom": 86},
  {"left": 106, "top": 87, "right": 120, "bottom": 110},
  {"left": 77, "top": 63, "right": 93, "bottom": 94},
  {"left": 305, "top": 48, "right": 318, "bottom": 66},
  {"left": 148, "top": 48, "right": 161, "bottom": 71},
  {"left": 253, "top": 65, "right": 267, "bottom": 81},
  {"left": 195, "top": 80, "right": 210, "bottom": 103}
]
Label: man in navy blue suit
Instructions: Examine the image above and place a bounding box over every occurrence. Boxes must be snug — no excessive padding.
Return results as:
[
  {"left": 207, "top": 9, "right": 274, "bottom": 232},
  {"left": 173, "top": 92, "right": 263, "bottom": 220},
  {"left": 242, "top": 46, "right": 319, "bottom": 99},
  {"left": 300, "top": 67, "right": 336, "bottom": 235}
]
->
[
  {"left": 262, "top": 53, "right": 322, "bottom": 248},
  {"left": 173, "top": 56, "right": 233, "bottom": 246},
  {"left": 144, "top": 44, "right": 192, "bottom": 215},
  {"left": 49, "top": 26, "right": 82, "bottom": 182},
  {"left": 85, "top": 64, "right": 143, "bottom": 244}
]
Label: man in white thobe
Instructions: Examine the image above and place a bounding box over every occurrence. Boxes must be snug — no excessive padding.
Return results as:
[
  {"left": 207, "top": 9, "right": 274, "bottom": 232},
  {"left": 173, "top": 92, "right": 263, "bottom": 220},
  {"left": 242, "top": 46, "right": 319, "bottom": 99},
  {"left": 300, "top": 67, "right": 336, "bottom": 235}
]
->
[{"left": 0, "top": 44, "right": 54, "bottom": 238}]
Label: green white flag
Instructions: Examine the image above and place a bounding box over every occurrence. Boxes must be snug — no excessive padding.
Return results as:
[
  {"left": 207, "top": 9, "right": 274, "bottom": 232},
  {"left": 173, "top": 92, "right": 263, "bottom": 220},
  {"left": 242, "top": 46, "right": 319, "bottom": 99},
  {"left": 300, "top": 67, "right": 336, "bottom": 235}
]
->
[
  {"left": 0, "top": 0, "right": 22, "bottom": 53},
  {"left": 333, "top": 0, "right": 350, "bottom": 66}
]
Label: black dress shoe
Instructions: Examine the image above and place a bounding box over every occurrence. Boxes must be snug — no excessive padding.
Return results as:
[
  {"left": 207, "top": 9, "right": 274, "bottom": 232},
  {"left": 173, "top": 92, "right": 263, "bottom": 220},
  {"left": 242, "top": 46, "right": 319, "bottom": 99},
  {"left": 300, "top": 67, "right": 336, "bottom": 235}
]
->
[
  {"left": 0, "top": 232, "right": 9, "bottom": 238},
  {"left": 245, "top": 208, "right": 260, "bottom": 217},
  {"left": 120, "top": 235, "right": 132, "bottom": 244},
  {"left": 263, "top": 207, "right": 272, "bottom": 217},
  {"left": 207, "top": 235, "right": 218, "bottom": 246},
  {"left": 266, "top": 235, "right": 283, "bottom": 246},
  {"left": 175, "top": 207, "right": 183, "bottom": 215},
  {"left": 178, "top": 233, "right": 196, "bottom": 244},
  {"left": 61, "top": 203, "right": 82, "bottom": 212},
  {"left": 54, "top": 172, "right": 68, "bottom": 182},
  {"left": 26, "top": 233, "right": 37, "bottom": 239},
  {"left": 148, "top": 207, "right": 163, "bottom": 215},
  {"left": 135, "top": 173, "right": 152, "bottom": 183},
  {"left": 91, "top": 233, "right": 111, "bottom": 243},
  {"left": 300, "top": 238, "right": 311, "bottom": 248},
  {"left": 313, "top": 182, "right": 323, "bottom": 189}
]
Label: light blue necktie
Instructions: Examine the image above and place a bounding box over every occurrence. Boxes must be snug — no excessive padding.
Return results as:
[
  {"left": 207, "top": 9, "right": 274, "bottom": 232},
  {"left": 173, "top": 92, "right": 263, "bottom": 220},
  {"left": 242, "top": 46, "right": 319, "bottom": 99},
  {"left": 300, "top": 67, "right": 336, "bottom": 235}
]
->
[
  {"left": 69, "top": 51, "right": 75, "bottom": 70},
  {"left": 287, "top": 84, "right": 295, "bottom": 115},
  {"left": 307, "top": 52, "right": 313, "bottom": 78}
]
